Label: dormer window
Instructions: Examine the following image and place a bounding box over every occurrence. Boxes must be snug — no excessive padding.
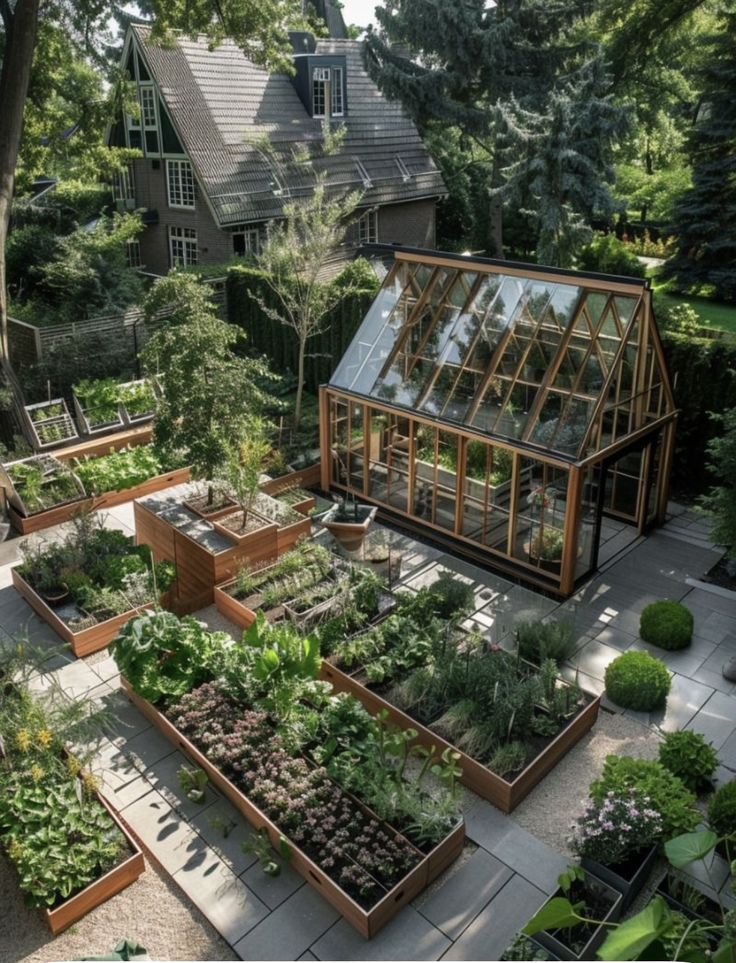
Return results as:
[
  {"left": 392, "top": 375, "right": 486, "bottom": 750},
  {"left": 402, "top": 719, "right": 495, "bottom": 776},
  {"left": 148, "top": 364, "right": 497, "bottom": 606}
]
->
[
  {"left": 312, "top": 65, "right": 345, "bottom": 118},
  {"left": 140, "top": 85, "right": 159, "bottom": 154}
]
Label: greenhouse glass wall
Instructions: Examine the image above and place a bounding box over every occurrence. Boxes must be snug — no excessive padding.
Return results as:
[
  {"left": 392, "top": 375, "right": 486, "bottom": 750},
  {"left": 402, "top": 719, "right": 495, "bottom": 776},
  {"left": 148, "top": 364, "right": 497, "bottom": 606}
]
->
[{"left": 319, "top": 248, "right": 677, "bottom": 596}]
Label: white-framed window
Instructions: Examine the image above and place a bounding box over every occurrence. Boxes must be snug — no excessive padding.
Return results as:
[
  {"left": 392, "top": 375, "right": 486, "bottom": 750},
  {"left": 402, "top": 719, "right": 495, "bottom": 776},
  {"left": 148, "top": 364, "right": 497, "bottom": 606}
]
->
[
  {"left": 358, "top": 209, "right": 378, "bottom": 245},
  {"left": 112, "top": 165, "right": 135, "bottom": 202},
  {"left": 332, "top": 66, "right": 344, "bottom": 116},
  {"left": 167, "top": 159, "right": 195, "bottom": 208},
  {"left": 140, "top": 86, "right": 157, "bottom": 129},
  {"left": 312, "top": 66, "right": 330, "bottom": 118},
  {"left": 169, "top": 226, "right": 197, "bottom": 266},
  {"left": 233, "top": 228, "right": 261, "bottom": 257},
  {"left": 126, "top": 239, "right": 142, "bottom": 268}
]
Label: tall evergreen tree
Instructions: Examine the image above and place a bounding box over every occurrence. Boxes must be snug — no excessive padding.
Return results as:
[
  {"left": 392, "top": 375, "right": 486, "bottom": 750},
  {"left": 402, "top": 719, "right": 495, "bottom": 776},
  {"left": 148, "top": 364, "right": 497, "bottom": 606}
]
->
[
  {"left": 363, "top": 0, "right": 589, "bottom": 256},
  {"left": 498, "top": 57, "right": 630, "bottom": 266},
  {"left": 663, "top": 7, "right": 736, "bottom": 302}
]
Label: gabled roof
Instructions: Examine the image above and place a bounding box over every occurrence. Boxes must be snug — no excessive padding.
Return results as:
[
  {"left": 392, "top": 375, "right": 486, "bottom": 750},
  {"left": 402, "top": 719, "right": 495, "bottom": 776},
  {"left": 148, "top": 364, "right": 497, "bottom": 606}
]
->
[
  {"left": 330, "top": 249, "right": 675, "bottom": 463},
  {"left": 129, "top": 25, "right": 446, "bottom": 226}
]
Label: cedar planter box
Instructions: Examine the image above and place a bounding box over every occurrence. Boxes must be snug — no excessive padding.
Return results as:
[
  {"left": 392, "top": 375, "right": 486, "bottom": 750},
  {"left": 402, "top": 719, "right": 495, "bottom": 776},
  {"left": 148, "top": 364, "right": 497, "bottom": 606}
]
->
[
  {"left": 213, "top": 579, "right": 261, "bottom": 630},
  {"left": 581, "top": 844, "right": 658, "bottom": 911},
  {"left": 260, "top": 462, "right": 321, "bottom": 497},
  {"left": 121, "top": 678, "right": 464, "bottom": 939},
  {"left": 11, "top": 568, "right": 159, "bottom": 658},
  {"left": 7, "top": 467, "right": 191, "bottom": 536},
  {"left": 532, "top": 873, "right": 623, "bottom": 961},
  {"left": 320, "top": 661, "right": 600, "bottom": 814},
  {"left": 275, "top": 512, "right": 312, "bottom": 554},
  {"left": 45, "top": 790, "right": 145, "bottom": 935},
  {"left": 212, "top": 511, "right": 280, "bottom": 548}
]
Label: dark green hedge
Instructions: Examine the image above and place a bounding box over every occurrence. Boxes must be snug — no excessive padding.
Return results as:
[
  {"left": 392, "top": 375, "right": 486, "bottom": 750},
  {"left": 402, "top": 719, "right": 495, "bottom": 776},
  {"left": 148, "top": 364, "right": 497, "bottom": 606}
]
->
[
  {"left": 662, "top": 331, "right": 736, "bottom": 495},
  {"left": 226, "top": 264, "right": 378, "bottom": 394}
]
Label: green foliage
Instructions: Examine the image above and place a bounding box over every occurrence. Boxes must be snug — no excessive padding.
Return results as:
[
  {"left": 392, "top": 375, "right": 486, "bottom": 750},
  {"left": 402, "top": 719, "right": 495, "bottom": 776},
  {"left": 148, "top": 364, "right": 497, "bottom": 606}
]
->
[
  {"left": 640, "top": 599, "right": 694, "bottom": 650},
  {"left": 177, "top": 765, "right": 208, "bottom": 804},
  {"left": 664, "top": 828, "right": 718, "bottom": 868},
  {"left": 74, "top": 377, "right": 122, "bottom": 428},
  {"left": 577, "top": 233, "right": 647, "bottom": 278},
  {"left": 701, "top": 409, "right": 736, "bottom": 559},
  {"left": 8, "top": 459, "right": 81, "bottom": 513},
  {"left": 219, "top": 417, "right": 271, "bottom": 529},
  {"left": 242, "top": 828, "right": 281, "bottom": 877},
  {"left": 424, "top": 572, "right": 476, "bottom": 621},
  {"left": 658, "top": 301, "right": 701, "bottom": 335},
  {"left": 515, "top": 619, "right": 576, "bottom": 665},
  {"left": 604, "top": 650, "right": 671, "bottom": 710},
  {"left": 6, "top": 224, "right": 59, "bottom": 299},
  {"left": 590, "top": 755, "right": 699, "bottom": 839},
  {"left": 659, "top": 729, "right": 718, "bottom": 791},
  {"left": 140, "top": 273, "right": 277, "bottom": 489},
  {"left": 226, "top": 262, "right": 377, "bottom": 394},
  {"left": 110, "top": 610, "right": 230, "bottom": 705},
  {"left": 707, "top": 780, "right": 736, "bottom": 838},
  {"left": 73, "top": 445, "right": 165, "bottom": 496}
]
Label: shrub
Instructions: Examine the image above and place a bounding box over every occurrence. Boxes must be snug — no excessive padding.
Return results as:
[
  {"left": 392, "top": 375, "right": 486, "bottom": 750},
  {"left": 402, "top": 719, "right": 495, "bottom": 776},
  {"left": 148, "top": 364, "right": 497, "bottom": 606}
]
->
[
  {"left": 576, "top": 234, "right": 647, "bottom": 278},
  {"left": 640, "top": 600, "right": 694, "bottom": 650},
  {"left": 707, "top": 781, "right": 736, "bottom": 838},
  {"left": 658, "top": 730, "right": 718, "bottom": 791},
  {"left": 570, "top": 790, "right": 663, "bottom": 864},
  {"left": 516, "top": 619, "right": 576, "bottom": 665},
  {"left": 604, "top": 651, "right": 671, "bottom": 710},
  {"left": 590, "top": 755, "right": 699, "bottom": 840},
  {"left": 426, "top": 572, "right": 475, "bottom": 621}
]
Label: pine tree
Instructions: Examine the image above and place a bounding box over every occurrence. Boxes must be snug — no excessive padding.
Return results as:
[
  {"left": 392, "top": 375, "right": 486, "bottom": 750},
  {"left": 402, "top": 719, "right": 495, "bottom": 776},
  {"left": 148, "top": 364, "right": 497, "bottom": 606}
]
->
[
  {"left": 363, "top": 0, "right": 589, "bottom": 256},
  {"left": 498, "top": 57, "right": 630, "bottom": 267},
  {"left": 663, "top": 8, "right": 736, "bottom": 302}
]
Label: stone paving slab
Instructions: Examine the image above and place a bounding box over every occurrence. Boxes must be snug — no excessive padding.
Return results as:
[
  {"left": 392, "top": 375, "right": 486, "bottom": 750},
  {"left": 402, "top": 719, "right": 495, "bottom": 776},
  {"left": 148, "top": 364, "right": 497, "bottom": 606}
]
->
[
  {"left": 240, "top": 857, "right": 305, "bottom": 910},
  {"left": 312, "top": 906, "right": 450, "bottom": 961},
  {"left": 440, "top": 873, "right": 547, "bottom": 961},
  {"left": 685, "top": 691, "right": 736, "bottom": 749},
  {"left": 233, "top": 884, "right": 339, "bottom": 962},
  {"left": 122, "top": 789, "right": 206, "bottom": 876},
  {"left": 189, "top": 798, "right": 259, "bottom": 877}
]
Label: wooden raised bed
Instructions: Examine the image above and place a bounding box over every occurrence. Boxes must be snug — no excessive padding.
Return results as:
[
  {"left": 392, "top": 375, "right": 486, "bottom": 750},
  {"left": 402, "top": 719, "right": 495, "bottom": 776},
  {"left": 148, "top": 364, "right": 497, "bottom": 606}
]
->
[
  {"left": 320, "top": 661, "right": 600, "bottom": 814},
  {"left": 11, "top": 568, "right": 159, "bottom": 658},
  {"left": 8, "top": 467, "right": 191, "bottom": 535},
  {"left": 45, "top": 790, "right": 145, "bottom": 935},
  {"left": 121, "top": 678, "right": 464, "bottom": 939},
  {"left": 260, "top": 462, "right": 321, "bottom": 497}
]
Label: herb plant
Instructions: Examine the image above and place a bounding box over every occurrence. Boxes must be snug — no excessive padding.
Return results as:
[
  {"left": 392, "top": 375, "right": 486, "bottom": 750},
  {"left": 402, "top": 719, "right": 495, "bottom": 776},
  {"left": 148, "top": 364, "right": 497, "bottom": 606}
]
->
[
  {"left": 658, "top": 729, "right": 718, "bottom": 792},
  {"left": 73, "top": 444, "right": 165, "bottom": 495}
]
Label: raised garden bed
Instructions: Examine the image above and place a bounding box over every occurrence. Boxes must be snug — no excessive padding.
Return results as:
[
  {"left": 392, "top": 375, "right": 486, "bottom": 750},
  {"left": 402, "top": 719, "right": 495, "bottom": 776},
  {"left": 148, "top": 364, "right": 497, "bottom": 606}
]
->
[
  {"left": 3, "top": 454, "right": 86, "bottom": 523},
  {"left": 118, "top": 379, "right": 158, "bottom": 426},
  {"left": 260, "top": 462, "right": 321, "bottom": 497},
  {"left": 581, "top": 844, "right": 658, "bottom": 911},
  {"left": 121, "top": 677, "right": 463, "bottom": 938},
  {"left": 73, "top": 379, "right": 126, "bottom": 436},
  {"left": 25, "top": 398, "right": 79, "bottom": 450}
]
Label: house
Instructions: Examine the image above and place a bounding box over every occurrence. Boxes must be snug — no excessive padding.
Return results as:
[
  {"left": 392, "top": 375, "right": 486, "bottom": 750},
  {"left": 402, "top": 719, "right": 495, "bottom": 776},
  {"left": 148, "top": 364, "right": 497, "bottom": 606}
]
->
[{"left": 107, "top": 19, "right": 447, "bottom": 276}]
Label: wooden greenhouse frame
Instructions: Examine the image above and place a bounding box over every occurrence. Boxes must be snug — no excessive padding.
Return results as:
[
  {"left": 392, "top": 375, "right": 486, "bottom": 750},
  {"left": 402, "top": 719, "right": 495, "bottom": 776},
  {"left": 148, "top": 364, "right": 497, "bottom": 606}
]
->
[{"left": 319, "top": 248, "right": 677, "bottom": 597}]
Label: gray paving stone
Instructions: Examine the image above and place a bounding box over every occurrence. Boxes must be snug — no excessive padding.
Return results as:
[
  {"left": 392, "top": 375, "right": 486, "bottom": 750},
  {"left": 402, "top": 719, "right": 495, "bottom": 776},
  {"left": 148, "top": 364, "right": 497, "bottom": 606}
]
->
[
  {"left": 625, "top": 673, "right": 713, "bottom": 733},
  {"left": 464, "top": 803, "right": 568, "bottom": 894},
  {"left": 298, "top": 954, "right": 318, "bottom": 961},
  {"left": 592, "top": 626, "right": 637, "bottom": 651},
  {"left": 98, "top": 688, "right": 153, "bottom": 744},
  {"left": 313, "top": 906, "right": 450, "bottom": 961},
  {"left": 189, "top": 798, "right": 259, "bottom": 876},
  {"left": 121, "top": 789, "right": 203, "bottom": 875},
  {"left": 714, "top": 729, "right": 736, "bottom": 771},
  {"left": 173, "top": 843, "right": 269, "bottom": 945},
  {"left": 416, "top": 848, "right": 513, "bottom": 940},
  {"left": 233, "top": 883, "right": 339, "bottom": 962},
  {"left": 118, "top": 725, "right": 178, "bottom": 772},
  {"left": 691, "top": 665, "right": 736, "bottom": 695},
  {"left": 241, "top": 854, "right": 305, "bottom": 909},
  {"left": 686, "top": 691, "right": 736, "bottom": 749},
  {"left": 140, "top": 748, "right": 222, "bottom": 821},
  {"left": 441, "top": 873, "right": 546, "bottom": 961},
  {"left": 572, "top": 638, "right": 622, "bottom": 681}
]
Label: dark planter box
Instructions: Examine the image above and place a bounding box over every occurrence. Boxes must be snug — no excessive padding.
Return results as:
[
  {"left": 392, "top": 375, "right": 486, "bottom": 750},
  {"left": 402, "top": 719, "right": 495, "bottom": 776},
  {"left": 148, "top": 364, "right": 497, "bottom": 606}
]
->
[
  {"left": 534, "top": 874, "right": 623, "bottom": 962},
  {"left": 656, "top": 871, "right": 725, "bottom": 925},
  {"left": 581, "top": 844, "right": 658, "bottom": 910}
]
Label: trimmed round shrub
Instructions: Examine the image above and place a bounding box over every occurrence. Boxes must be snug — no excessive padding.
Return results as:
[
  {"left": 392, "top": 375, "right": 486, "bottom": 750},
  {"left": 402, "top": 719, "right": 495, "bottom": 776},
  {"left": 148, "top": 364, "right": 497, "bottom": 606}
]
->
[
  {"left": 658, "top": 730, "right": 718, "bottom": 792},
  {"left": 604, "top": 651, "right": 671, "bottom": 711},
  {"left": 590, "top": 754, "right": 699, "bottom": 840},
  {"left": 640, "top": 600, "right": 694, "bottom": 650},
  {"left": 707, "top": 780, "right": 736, "bottom": 838}
]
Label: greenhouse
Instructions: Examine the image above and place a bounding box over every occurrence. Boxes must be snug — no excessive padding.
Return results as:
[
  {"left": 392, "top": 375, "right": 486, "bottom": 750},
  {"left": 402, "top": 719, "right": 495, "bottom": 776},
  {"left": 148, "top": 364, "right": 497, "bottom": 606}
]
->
[{"left": 319, "top": 248, "right": 677, "bottom": 596}]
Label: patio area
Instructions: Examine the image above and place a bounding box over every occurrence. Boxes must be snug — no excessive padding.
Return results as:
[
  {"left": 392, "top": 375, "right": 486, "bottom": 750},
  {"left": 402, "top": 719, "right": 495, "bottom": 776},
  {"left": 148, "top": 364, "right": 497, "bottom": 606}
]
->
[{"left": 2, "top": 497, "right": 735, "bottom": 962}]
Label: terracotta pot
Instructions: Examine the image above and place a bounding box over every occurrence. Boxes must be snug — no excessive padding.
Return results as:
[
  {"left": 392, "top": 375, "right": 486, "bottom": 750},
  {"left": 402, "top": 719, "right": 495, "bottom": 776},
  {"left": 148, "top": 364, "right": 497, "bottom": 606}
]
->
[{"left": 322, "top": 504, "right": 377, "bottom": 552}]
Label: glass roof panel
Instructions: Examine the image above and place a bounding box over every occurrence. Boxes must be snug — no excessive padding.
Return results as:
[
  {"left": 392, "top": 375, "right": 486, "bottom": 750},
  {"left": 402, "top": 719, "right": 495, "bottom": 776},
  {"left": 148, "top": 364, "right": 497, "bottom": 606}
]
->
[{"left": 330, "top": 257, "right": 663, "bottom": 461}]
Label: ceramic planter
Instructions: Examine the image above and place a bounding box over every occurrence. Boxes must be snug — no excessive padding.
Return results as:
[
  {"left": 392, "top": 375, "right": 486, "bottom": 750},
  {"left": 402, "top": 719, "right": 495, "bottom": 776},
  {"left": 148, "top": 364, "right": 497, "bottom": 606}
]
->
[
  {"left": 533, "top": 874, "right": 623, "bottom": 961},
  {"left": 322, "top": 504, "right": 378, "bottom": 553},
  {"left": 581, "top": 844, "right": 658, "bottom": 910}
]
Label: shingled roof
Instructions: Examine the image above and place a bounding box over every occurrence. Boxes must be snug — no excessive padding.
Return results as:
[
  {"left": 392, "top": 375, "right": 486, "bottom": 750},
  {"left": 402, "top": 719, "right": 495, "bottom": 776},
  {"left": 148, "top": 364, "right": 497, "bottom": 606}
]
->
[{"left": 130, "top": 24, "right": 447, "bottom": 227}]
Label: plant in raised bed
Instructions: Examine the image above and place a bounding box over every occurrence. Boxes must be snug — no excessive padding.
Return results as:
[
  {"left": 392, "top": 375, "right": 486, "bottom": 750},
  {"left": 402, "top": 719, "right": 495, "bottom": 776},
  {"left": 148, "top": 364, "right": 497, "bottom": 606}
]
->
[
  {"left": 0, "top": 657, "right": 136, "bottom": 915},
  {"left": 72, "top": 445, "right": 165, "bottom": 495},
  {"left": 604, "top": 650, "right": 671, "bottom": 710},
  {"left": 27, "top": 400, "right": 77, "bottom": 446},
  {"left": 707, "top": 780, "right": 736, "bottom": 850},
  {"left": 219, "top": 419, "right": 272, "bottom": 531},
  {"left": 515, "top": 618, "right": 576, "bottom": 665},
  {"left": 17, "top": 515, "right": 176, "bottom": 630},
  {"left": 74, "top": 378, "right": 123, "bottom": 431},
  {"left": 589, "top": 755, "right": 699, "bottom": 840},
  {"left": 640, "top": 599, "right": 694, "bottom": 650},
  {"left": 7, "top": 458, "right": 82, "bottom": 514},
  {"left": 119, "top": 380, "right": 157, "bottom": 420},
  {"left": 569, "top": 789, "right": 663, "bottom": 909},
  {"left": 658, "top": 729, "right": 718, "bottom": 792}
]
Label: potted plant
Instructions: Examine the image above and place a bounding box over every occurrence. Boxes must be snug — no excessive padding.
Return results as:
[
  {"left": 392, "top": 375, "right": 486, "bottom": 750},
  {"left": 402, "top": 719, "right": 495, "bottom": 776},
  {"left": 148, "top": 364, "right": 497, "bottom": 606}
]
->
[
  {"left": 523, "top": 865, "right": 623, "bottom": 961},
  {"left": 321, "top": 494, "right": 378, "bottom": 553},
  {"left": 569, "top": 789, "right": 663, "bottom": 909},
  {"left": 217, "top": 420, "right": 272, "bottom": 533}
]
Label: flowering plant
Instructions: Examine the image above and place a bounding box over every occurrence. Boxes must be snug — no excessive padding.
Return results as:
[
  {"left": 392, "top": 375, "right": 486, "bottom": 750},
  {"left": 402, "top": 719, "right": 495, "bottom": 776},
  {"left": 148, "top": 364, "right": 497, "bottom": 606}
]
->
[
  {"left": 569, "top": 789, "right": 663, "bottom": 865},
  {"left": 527, "top": 485, "right": 557, "bottom": 510}
]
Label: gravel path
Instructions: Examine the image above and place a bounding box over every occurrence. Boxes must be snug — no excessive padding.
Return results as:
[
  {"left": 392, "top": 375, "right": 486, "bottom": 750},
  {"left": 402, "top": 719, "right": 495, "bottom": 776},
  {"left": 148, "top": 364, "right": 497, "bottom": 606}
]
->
[
  {"left": 512, "top": 708, "right": 662, "bottom": 854},
  {"left": 0, "top": 854, "right": 237, "bottom": 963}
]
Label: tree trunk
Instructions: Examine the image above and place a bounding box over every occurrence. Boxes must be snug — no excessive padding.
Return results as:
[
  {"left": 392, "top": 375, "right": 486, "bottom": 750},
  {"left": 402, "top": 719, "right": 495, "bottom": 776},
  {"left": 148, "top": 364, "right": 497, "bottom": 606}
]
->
[
  {"left": 294, "top": 334, "right": 306, "bottom": 430},
  {"left": 487, "top": 154, "right": 504, "bottom": 258},
  {"left": 0, "top": 0, "right": 41, "bottom": 396}
]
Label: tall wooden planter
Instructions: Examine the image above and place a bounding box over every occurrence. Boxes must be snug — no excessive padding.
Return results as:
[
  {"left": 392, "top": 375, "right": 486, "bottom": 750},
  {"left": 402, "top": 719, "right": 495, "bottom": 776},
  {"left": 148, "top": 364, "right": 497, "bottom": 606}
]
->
[
  {"left": 121, "top": 678, "right": 464, "bottom": 939},
  {"left": 320, "top": 661, "right": 600, "bottom": 813}
]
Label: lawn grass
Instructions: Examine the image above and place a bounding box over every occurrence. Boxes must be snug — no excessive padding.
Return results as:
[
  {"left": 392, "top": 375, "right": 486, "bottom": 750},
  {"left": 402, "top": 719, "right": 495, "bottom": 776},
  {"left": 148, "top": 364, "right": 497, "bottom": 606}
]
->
[{"left": 649, "top": 276, "right": 736, "bottom": 334}]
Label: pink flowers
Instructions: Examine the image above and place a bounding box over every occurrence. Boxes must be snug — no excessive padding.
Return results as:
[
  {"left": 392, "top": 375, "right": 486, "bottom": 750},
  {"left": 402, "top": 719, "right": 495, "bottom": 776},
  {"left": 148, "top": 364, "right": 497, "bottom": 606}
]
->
[{"left": 570, "top": 791, "right": 663, "bottom": 866}]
